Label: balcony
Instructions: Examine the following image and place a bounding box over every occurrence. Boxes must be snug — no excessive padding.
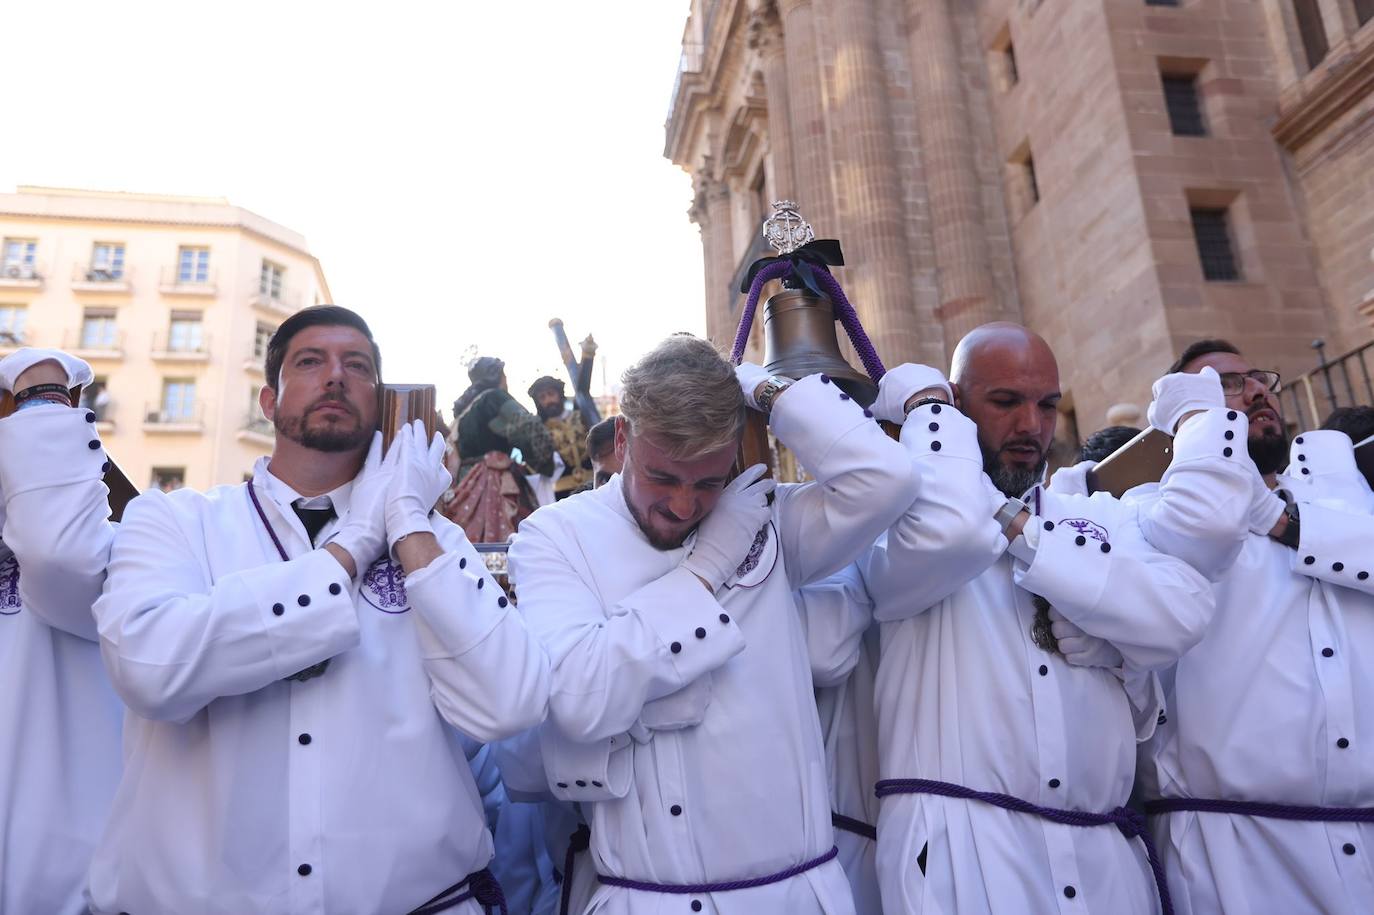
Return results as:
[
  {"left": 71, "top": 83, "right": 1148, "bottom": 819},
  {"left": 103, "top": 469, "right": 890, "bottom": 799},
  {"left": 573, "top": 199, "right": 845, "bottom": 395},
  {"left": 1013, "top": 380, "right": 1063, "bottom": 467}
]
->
[
  {"left": 238, "top": 413, "right": 275, "bottom": 447},
  {"left": 71, "top": 264, "right": 132, "bottom": 294},
  {"left": 142, "top": 402, "right": 205, "bottom": 434},
  {"left": 62, "top": 329, "right": 126, "bottom": 362},
  {"left": 250, "top": 285, "right": 301, "bottom": 317},
  {"left": 160, "top": 265, "right": 218, "bottom": 296},
  {"left": 1281, "top": 338, "right": 1374, "bottom": 430},
  {"left": 0, "top": 331, "right": 30, "bottom": 356},
  {"left": 243, "top": 343, "right": 267, "bottom": 376},
  {"left": 0, "top": 263, "right": 43, "bottom": 290},
  {"left": 151, "top": 331, "right": 211, "bottom": 363}
]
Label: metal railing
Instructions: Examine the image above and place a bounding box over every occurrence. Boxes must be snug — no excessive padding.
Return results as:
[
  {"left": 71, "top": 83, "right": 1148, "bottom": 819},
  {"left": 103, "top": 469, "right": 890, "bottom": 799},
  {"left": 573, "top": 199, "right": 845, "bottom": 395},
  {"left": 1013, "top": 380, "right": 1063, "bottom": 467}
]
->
[
  {"left": 62, "top": 328, "right": 125, "bottom": 354},
  {"left": 143, "top": 401, "right": 205, "bottom": 427},
  {"left": 72, "top": 263, "right": 131, "bottom": 285},
  {"left": 1280, "top": 338, "right": 1374, "bottom": 431},
  {"left": 160, "top": 264, "right": 217, "bottom": 291},
  {"left": 242, "top": 413, "right": 274, "bottom": 437},
  {"left": 151, "top": 331, "right": 211, "bottom": 357},
  {"left": 0, "top": 262, "right": 42, "bottom": 282}
]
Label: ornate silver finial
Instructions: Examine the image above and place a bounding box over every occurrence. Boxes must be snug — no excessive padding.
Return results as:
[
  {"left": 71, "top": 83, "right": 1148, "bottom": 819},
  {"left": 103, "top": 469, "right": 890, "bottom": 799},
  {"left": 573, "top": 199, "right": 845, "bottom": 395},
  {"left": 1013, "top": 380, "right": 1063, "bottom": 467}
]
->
[{"left": 762, "top": 200, "right": 814, "bottom": 255}]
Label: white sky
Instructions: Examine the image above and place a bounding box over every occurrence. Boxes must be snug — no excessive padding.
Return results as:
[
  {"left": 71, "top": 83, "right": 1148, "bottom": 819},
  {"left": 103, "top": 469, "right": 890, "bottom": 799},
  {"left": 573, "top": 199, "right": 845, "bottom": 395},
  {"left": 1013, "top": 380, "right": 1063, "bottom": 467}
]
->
[{"left": 0, "top": 0, "right": 703, "bottom": 415}]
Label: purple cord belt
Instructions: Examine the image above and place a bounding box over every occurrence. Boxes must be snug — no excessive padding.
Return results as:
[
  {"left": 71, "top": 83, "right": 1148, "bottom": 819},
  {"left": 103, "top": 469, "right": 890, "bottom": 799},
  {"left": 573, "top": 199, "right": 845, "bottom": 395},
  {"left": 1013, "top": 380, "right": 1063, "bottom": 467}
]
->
[
  {"left": 597, "top": 845, "right": 838, "bottom": 896},
  {"left": 876, "top": 778, "right": 1174, "bottom": 915},
  {"left": 407, "top": 867, "right": 507, "bottom": 915},
  {"left": 558, "top": 823, "right": 592, "bottom": 915},
  {"left": 1145, "top": 796, "right": 1374, "bottom": 823}
]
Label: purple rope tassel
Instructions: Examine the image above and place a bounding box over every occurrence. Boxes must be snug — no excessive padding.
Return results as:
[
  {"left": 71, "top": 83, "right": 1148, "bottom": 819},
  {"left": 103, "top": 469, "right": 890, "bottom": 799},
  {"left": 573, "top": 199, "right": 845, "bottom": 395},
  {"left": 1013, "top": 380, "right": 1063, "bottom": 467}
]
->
[
  {"left": 877, "top": 778, "right": 1173, "bottom": 915},
  {"left": 729, "top": 261, "right": 887, "bottom": 383}
]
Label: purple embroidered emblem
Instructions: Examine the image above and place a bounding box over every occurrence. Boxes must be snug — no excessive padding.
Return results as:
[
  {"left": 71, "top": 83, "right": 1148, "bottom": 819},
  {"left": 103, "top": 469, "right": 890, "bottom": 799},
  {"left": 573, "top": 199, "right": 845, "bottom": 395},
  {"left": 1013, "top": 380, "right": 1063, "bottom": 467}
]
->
[
  {"left": 735, "top": 526, "right": 769, "bottom": 578},
  {"left": 1060, "top": 518, "right": 1109, "bottom": 543},
  {"left": 0, "top": 555, "right": 19, "bottom": 615},
  {"left": 362, "top": 559, "right": 409, "bottom": 614}
]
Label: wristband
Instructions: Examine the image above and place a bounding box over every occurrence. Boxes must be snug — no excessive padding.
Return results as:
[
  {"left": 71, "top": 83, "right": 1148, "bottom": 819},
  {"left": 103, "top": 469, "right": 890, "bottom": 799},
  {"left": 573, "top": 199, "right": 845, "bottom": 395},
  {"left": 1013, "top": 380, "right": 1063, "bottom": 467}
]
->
[
  {"left": 14, "top": 383, "right": 73, "bottom": 406},
  {"left": 1273, "top": 502, "right": 1300, "bottom": 550},
  {"left": 995, "top": 497, "right": 1028, "bottom": 538}
]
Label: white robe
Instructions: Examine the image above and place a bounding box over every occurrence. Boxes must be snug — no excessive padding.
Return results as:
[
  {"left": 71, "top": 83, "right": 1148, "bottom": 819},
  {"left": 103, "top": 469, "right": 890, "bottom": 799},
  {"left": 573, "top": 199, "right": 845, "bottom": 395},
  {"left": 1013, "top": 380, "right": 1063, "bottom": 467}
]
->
[
  {"left": 797, "top": 566, "right": 881, "bottom": 915},
  {"left": 1138, "top": 430, "right": 1374, "bottom": 915},
  {"left": 860, "top": 401, "right": 1238, "bottom": 915},
  {"left": 0, "top": 405, "right": 121, "bottom": 915},
  {"left": 88, "top": 455, "right": 550, "bottom": 915},
  {"left": 508, "top": 373, "right": 918, "bottom": 914}
]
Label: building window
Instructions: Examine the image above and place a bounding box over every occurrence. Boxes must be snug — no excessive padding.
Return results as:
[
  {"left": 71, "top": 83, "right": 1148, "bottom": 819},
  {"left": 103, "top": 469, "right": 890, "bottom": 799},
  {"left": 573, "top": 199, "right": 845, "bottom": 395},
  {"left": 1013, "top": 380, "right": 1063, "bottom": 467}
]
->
[
  {"left": 160, "top": 379, "right": 197, "bottom": 422},
  {"left": 1162, "top": 74, "right": 1206, "bottom": 136},
  {"left": 1005, "top": 43, "right": 1019, "bottom": 86},
  {"left": 1355, "top": 0, "right": 1374, "bottom": 26},
  {"left": 253, "top": 321, "right": 275, "bottom": 361},
  {"left": 1190, "top": 207, "right": 1240, "bottom": 281},
  {"left": 151, "top": 467, "right": 185, "bottom": 492},
  {"left": 89, "top": 242, "right": 125, "bottom": 280},
  {"left": 80, "top": 377, "right": 111, "bottom": 421},
  {"left": 167, "top": 312, "right": 205, "bottom": 352},
  {"left": 80, "top": 308, "right": 119, "bottom": 349},
  {"left": 0, "top": 305, "right": 26, "bottom": 344},
  {"left": 177, "top": 246, "right": 210, "bottom": 283},
  {"left": 991, "top": 26, "right": 1018, "bottom": 92},
  {"left": 259, "top": 260, "right": 284, "bottom": 299},
  {"left": 2, "top": 238, "right": 36, "bottom": 279},
  {"left": 1293, "top": 0, "right": 1329, "bottom": 70},
  {"left": 247, "top": 387, "right": 273, "bottom": 435}
]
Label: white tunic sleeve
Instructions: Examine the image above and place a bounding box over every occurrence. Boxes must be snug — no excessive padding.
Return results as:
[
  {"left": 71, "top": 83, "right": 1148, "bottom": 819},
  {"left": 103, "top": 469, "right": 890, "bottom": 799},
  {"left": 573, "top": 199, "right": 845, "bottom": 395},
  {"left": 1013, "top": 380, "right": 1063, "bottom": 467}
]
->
[
  {"left": 1013, "top": 499, "right": 1215, "bottom": 672},
  {"left": 401, "top": 519, "right": 551, "bottom": 742},
  {"left": 794, "top": 563, "right": 873, "bottom": 688},
  {"left": 857, "top": 400, "right": 1005, "bottom": 620},
  {"left": 1136, "top": 407, "right": 1252, "bottom": 581},
  {"left": 1288, "top": 502, "right": 1374, "bottom": 595},
  {"left": 509, "top": 514, "right": 747, "bottom": 744},
  {"left": 768, "top": 374, "right": 920, "bottom": 590},
  {"left": 0, "top": 406, "right": 113, "bottom": 641},
  {"left": 93, "top": 490, "right": 361, "bottom": 723}
]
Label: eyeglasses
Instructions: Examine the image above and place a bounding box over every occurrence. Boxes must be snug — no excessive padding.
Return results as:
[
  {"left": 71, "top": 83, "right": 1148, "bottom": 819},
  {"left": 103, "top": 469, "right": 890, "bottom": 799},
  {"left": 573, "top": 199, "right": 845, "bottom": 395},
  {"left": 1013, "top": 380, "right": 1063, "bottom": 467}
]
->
[{"left": 1217, "top": 370, "right": 1280, "bottom": 395}]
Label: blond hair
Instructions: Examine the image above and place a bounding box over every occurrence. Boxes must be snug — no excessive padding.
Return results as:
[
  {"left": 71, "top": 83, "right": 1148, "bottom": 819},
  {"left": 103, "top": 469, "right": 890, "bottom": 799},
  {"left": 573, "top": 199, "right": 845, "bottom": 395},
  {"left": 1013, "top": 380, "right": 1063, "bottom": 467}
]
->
[{"left": 619, "top": 334, "right": 746, "bottom": 460}]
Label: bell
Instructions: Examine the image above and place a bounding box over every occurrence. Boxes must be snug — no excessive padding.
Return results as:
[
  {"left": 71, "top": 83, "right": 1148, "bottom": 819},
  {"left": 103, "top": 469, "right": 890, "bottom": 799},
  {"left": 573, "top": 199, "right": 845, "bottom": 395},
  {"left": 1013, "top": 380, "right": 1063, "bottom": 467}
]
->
[{"left": 762, "top": 287, "right": 878, "bottom": 406}]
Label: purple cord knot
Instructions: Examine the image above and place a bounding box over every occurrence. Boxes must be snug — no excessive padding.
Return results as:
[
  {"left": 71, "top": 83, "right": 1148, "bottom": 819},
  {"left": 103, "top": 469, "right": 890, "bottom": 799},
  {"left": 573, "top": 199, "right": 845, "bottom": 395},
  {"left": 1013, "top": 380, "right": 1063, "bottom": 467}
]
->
[{"left": 1111, "top": 805, "right": 1147, "bottom": 841}]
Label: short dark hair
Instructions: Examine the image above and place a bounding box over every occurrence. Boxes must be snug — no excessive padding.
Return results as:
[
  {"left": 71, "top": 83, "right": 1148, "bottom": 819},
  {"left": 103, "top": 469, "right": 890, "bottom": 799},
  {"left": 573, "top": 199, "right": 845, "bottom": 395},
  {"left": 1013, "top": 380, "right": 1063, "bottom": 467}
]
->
[
  {"left": 1168, "top": 338, "right": 1240, "bottom": 375},
  {"left": 265, "top": 305, "right": 381, "bottom": 391},
  {"left": 1078, "top": 425, "right": 1140, "bottom": 464},
  {"left": 1322, "top": 406, "right": 1374, "bottom": 443},
  {"left": 585, "top": 416, "right": 617, "bottom": 460}
]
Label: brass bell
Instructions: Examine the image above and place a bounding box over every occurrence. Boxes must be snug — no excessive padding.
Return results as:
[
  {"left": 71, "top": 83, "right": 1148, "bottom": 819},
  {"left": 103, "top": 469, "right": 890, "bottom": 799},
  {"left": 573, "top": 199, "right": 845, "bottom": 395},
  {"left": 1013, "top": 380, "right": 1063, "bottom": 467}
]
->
[{"left": 762, "top": 287, "right": 878, "bottom": 407}]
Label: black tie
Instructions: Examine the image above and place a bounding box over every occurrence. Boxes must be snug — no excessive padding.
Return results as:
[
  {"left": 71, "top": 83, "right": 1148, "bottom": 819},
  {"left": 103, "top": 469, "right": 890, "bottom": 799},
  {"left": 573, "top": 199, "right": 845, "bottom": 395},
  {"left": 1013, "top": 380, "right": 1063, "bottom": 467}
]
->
[{"left": 291, "top": 501, "right": 336, "bottom": 547}]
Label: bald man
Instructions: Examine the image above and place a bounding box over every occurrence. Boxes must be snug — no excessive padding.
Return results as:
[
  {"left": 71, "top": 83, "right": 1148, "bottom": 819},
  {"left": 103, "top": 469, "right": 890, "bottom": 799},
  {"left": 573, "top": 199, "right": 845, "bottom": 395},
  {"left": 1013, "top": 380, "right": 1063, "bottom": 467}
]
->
[{"left": 857, "top": 323, "right": 1250, "bottom": 914}]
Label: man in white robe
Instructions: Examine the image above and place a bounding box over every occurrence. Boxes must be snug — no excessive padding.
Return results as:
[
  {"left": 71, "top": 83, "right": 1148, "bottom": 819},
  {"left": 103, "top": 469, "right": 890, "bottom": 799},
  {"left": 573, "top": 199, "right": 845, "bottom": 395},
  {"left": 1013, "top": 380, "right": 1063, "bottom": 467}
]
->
[
  {"left": 1137, "top": 338, "right": 1374, "bottom": 915},
  {"left": 508, "top": 335, "right": 918, "bottom": 914},
  {"left": 861, "top": 324, "right": 1245, "bottom": 915},
  {"left": 89, "top": 306, "right": 550, "bottom": 915},
  {"left": 0, "top": 348, "right": 122, "bottom": 914}
]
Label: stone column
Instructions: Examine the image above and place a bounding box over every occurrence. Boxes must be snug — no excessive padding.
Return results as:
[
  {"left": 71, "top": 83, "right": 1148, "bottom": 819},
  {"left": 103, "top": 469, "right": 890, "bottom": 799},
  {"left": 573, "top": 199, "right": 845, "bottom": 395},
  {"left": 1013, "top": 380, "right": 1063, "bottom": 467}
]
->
[
  {"left": 824, "top": 0, "right": 922, "bottom": 363},
  {"left": 908, "top": 0, "right": 999, "bottom": 348},
  {"left": 778, "top": 0, "right": 835, "bottom": 230},
  {"left": 692, "top": 175, "right": 737, "bottom": 347},
  {"left": 748, "top": 1, "right": 795, "bottom": 201}
]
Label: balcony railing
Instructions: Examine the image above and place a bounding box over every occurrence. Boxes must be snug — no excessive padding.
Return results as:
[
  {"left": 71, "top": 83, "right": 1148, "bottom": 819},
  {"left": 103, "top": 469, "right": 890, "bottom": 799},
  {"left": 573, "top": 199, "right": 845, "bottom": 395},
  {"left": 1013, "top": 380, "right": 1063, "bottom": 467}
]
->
[
  {"left": 151, "top": 331, "right": 211, "bottom": 361},
  {"left": 1281, "top": 338, "right": 1374, "bottom": 431},
  {"left": 62, "top": 329, "right": 126, "bottom": 358},
  {"left": 667, "top": 41, "right": 706, "bottom": 125},
  {"left": 250, "top": 284, "right": 301, "bottom": 315},
  {"left": 143, "top": 401, "right": 205, "bottom": 432},
  {"left": 0, "top": 262, "right": 43, "bottom": 288},
  {"left": 160, "top": 265, "right": 218, "bottom": 295},
  {"left": 243, "top": 414, "right": 275, "bottom": 437},
  {"left": 72, "top": 263, "right": 132, "bottom": 292}
]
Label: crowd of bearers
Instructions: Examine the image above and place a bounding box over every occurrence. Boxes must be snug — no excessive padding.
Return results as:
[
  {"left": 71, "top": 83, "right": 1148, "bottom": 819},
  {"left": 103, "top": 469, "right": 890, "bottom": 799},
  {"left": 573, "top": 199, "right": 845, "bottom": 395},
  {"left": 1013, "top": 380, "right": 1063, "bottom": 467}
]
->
[{"left": 2, "top": 305, "right": 1372, "bottom": 915}]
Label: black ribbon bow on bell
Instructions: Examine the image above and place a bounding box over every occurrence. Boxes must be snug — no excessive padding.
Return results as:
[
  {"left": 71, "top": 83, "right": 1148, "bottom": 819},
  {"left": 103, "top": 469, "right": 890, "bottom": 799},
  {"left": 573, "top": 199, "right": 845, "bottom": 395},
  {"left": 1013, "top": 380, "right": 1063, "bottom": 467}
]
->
[{"left": 739, "top": 239, "right": 845, "bottom": 299}]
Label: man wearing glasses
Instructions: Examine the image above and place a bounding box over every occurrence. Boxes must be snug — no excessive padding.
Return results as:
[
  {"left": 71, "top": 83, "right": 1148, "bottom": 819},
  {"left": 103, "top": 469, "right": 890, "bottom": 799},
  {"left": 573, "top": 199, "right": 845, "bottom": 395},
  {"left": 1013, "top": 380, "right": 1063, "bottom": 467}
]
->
[{"left": 1137, "top": 338, "right": 1374, "bottom": 914}]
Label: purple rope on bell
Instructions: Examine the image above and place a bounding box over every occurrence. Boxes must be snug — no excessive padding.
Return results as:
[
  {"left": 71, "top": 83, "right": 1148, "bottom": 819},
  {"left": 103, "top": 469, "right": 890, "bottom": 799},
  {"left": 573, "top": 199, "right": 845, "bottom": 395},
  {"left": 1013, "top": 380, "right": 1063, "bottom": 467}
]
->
[
  {"left": 729, "top": 261, "right": 887, "bottom": 383},
  {"left": 877, "top": 778, "right": 1173, "bottom": 915}
]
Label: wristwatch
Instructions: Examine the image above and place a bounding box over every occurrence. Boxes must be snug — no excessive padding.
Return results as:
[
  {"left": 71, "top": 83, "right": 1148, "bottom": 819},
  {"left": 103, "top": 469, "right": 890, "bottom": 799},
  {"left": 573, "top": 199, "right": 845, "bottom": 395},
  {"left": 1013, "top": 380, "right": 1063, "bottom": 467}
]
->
[
  {"left": 1272, "top": 501, "right": 1301, "bottom": 550},
  {"left": 756, "top": 375, "right": 794, "bottom": 414},
  {"left": 995, "top": 497, "right": 1028, "bottom": 539}
]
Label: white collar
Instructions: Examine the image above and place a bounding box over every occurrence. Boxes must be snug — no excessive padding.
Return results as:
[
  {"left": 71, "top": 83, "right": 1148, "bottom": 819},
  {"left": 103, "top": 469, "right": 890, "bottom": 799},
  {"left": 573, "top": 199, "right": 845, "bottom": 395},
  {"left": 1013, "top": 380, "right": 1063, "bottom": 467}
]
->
[{"left": 251, "top": 455, "right": 355, "bottom": 516}]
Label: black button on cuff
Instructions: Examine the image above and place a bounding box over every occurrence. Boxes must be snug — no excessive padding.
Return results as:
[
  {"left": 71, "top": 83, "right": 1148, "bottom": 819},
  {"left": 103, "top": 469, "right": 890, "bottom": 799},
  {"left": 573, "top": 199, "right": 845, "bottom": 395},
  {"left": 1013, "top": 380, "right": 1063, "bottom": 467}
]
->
[
  {"left": 298, "top": 863, "right": 312, "bottom": 876},
  {"left": 1304, "top": 556, "right": 1316, "bottom": 565},
  {"left": 1064, "top": 885, "right": 1076, "bottom": 899},
  {"left": 1323, "top": 647, "right": 1334, "bottom": 658},
  {"left": 930, "top": 404, "right": 942, "bottom": 414},
  {"left": 498, "top": 596, "right": 509, "bottom": 608},
  {"left": 819, "top": 374, "right": 830, "bottom": 384},
  {"left": 1100, "top": 542, "right": 1111, "bottom": 553},
  {"left": 1048, "top": 778, "right": 1060, "bottom": 788},
  {"left": 1223, "top": 447, "right": 1233, "bottom": 457},
  {"left": 1302, "top": 468, "right": 1311, "bottom": 475},
  {"left": 1044, "top": 521, "right": 1055, "bottom": 531},
  {"left": 1038, "top": 664, "right": 1048, "bottom": 676},
  {"left": 297, "top": 594, "right": 311, "bottom": 607},
  {"left": 458, "top": 557, "right": 467, "bottom": 569},
  {"left": 557, "top": 781, "right": 569, "bottom": 788},
  {"left": 1224, "top": 430, "right": 1234, "bottom": 440},
  {"left": 1337, "top": 738, "right": 1350, "bottom": 749},
  {"left": 1296, "top": 436, "right": 1305, "bottom": 444},
  {"left": 863, "top": 409, "right": 873, "bottom": 418},
  {"left": 298, "top": 733, "right": 312, "bottom": 745},
  {"left": 1344, "top": 843, "right": 1357, "bottom": 855},
  {"left": 102, "top": 460, "right": 111, "bottom": 472},
  {"left": 328, "top": 583, "right": 342, "bottom": 595},
  {"left": 1334, "top": 562, "right": 1345, "bottom": 572},
  {"left": 928, "top": 422, "right": 939, "bottom": 432},
  {"left": 1074, "top": 535, "right": 1087, "bottom": 546},
  {"left": 1359, "top": 572, "right": 1369, "bottom": 581},
  {"left": 87, "top": 440, "right": 101, "bottom": 450},
  {"left": 839, "top": 393, "right": 850, "bottom": 401},
  {"left": 85, "top": 411, "right": 96, "bottom": 422},
  {"left": 670, "top": 804, "right": 683, "bottom": 816},
  {"left": 592, "top": 780, "right": 603, "bottom": 787},
  {"left": 1227, "top": 411, "right": 1238, "bottom": 420},
  {"left": 670, "top": 642, "right": 682, "bottom": 654},
  {"left": 691, "top": 901, "right": 702, "bottom": 912},
  {"left": 272, "top": 603, "right": 285, "bottom": 616},
  {"left": 695, "top": 627, "right": 706, "bottom": 639},
  {"left": 576, "top": 779, "right": 587, "bottom": 787},
  {"left": 719, "top": 613, "right": 730, "bottom": 624},
  {"left": 931, "top": 441, "right": 942, "bottom": 451},
  {"left": 477, "top": 578, "right": 485, "bottom": 590}
]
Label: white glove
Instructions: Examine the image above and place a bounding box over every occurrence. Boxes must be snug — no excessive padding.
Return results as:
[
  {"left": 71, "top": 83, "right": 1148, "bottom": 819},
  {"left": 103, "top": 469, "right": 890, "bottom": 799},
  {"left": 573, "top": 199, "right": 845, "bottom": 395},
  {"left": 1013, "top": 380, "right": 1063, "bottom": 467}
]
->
[
  {"left": 1047, "top": 460, "right": 1096, "bottom": 497},
  {"left": 0, "top": 347, "right": 94, "bottom": 391},
  {"left": 871, "top": 363, "right": 952, "bottom": 424},
  {"left": 385, "top": 420, "right": 453, "bottom": 551},
  {"left": 1147, "top": 366, "right": 1225, "bottom": 435},
  {"left": 681, "top": 463, "right": 776, "bottom": 591},
  {"left": 734, "top": 362, "right": 772, "bottom": 411},
  {"left": 328, "top": 432, "right": 391, "bottom": 572},
  {"left": 1247, "top": 468, "right": 1286, "bottom": 536},
  {"left": 1049, "top": 606, "right": 1123, "bottom": 669}
]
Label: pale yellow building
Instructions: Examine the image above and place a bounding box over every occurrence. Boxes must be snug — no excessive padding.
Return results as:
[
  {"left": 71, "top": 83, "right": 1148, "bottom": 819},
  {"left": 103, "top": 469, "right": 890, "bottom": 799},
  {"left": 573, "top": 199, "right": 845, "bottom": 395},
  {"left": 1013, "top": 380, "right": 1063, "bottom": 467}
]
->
[{"left": 0, "top": 186, "right": 332, "bottom": 489}]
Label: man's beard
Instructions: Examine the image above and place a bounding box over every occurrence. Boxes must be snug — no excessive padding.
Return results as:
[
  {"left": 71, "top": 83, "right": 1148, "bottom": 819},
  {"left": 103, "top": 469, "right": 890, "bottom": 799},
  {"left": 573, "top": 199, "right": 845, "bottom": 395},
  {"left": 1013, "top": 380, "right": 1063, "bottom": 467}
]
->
[
  {"left": 1249, "top": 428, "right": 1289, "bottom": 476},
  {"left": 624, "top": 489, "right": 694, "bottom": 550},
  {"left": 982, "top": 442, "right": 1048, "bottom": 498},
  {"left": 275, "top": 398, "right": 370, "bottom": 453},
  {"left": 537, "top": 401, "right": 564, "bottom": 421}
]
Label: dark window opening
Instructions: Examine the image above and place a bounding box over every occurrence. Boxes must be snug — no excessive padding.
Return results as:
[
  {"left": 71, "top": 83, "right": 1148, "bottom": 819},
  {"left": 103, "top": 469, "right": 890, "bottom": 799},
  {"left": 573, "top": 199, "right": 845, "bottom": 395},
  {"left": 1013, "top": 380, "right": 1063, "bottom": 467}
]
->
[
  {"left": 1163, "top": 74, "right": 1206, "bottom": 136},
  {"left": 1355, "top": 0, "right": 1374, "bottom": 27},
  {"left": 1191, "top": 208, "right": 1240, "bottom": 281},
  {"left": 1293, "top": 0, "right": 1330, "bottom": 70}
]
